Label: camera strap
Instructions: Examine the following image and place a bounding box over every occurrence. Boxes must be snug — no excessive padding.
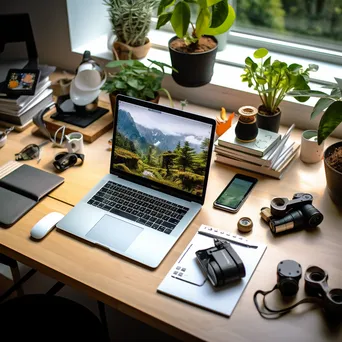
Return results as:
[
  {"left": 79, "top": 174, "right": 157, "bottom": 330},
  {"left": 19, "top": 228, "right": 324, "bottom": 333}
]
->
[{"left": 253, "top": 285, "right": 323, "bottom": 319}]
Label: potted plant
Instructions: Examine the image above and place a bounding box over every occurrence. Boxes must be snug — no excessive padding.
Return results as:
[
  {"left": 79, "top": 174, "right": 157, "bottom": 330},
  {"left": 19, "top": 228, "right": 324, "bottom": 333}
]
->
[
  {"left": 103, "top": 0, "right": 158, "bottom": 60},
  {"left": 156, "top": 0, "right": 235, "bottom": 87},
  {"left": 241, "top": 48, "right": 318, "bottom": 133},
  {"left": 101, "top": 59, "right": 176, "bottom": 113},
  {"left": 288, "top": 78, "right": 342, "bottom": 206}
]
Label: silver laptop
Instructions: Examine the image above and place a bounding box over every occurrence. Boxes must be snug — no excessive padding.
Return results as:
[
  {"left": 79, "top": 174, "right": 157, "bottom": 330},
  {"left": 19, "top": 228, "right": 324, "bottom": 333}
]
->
[{"left": 57, "top": 95, "right": 215, "bottom": 268}]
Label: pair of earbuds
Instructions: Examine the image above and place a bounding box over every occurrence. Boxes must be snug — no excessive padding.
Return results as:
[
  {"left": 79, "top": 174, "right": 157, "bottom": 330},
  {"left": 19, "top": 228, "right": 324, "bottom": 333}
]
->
[{"left": 254, "top": 259, "right": 342, "bottom": 319}]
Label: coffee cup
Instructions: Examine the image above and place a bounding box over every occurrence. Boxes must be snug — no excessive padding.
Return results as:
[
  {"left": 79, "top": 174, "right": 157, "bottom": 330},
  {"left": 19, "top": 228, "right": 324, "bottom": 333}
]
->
[{"left": 66, "top": 132, "right": 84, "bottom": 154}]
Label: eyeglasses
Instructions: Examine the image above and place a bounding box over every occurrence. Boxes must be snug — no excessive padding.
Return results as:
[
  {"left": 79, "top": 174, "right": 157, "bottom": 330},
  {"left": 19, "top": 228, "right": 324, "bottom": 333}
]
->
[
  {"left": 53, "top": 152, "right": 84, "bottom": 171},
  {"left": 15, "top": 141, "right": 49, "bottom": 163}
]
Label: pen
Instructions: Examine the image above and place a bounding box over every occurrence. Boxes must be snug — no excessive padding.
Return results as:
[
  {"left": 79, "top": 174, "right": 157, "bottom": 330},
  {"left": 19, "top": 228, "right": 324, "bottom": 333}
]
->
[{"left": 198, "top": 230, "right": 258, "bottom": 249}]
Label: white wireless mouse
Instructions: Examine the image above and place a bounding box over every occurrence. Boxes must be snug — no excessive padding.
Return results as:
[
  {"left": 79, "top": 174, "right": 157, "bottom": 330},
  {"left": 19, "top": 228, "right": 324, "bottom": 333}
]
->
[{"left": 30, "top": 212, "right": 65, "bottom": 240}]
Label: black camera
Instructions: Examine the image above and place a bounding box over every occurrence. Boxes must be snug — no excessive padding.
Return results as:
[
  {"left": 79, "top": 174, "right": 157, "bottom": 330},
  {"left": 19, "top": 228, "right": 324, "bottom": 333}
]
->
[
  {"left": 260, "top": 193, "right": 324, "bottom": 234},
  {"left": 195, "top": 239, "right": 246, "bottom": 287}
]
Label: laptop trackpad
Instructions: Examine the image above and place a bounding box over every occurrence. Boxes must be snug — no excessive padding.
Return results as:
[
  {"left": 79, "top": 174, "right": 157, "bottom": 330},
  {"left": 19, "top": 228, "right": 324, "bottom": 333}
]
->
[{"left": 86, "top": 215, "right": 143, "bottom": 252}]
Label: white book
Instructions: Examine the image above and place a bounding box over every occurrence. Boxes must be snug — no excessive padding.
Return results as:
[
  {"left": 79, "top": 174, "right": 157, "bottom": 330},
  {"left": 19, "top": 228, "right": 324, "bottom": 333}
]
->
[
  {"left": 215, "top": 144, "right": 300, "bottom": 179},
  {"left": 214, "top": 140, "right": 295, "bottom": 167},
  {"left": 218, "top": 124, "right": 281, "bottom": 157}
]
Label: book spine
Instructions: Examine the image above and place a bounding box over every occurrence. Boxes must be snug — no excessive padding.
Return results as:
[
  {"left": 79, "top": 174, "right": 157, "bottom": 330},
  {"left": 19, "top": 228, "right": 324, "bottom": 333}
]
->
[
  {"left": 215, "top": 154, "right": 281, "bottom": 179},
  {"left": 214, "top": 147, "right": 271, "bottom": 167},
  {"left": 217, "top": 140, "right": 263, "bottom": 157}
]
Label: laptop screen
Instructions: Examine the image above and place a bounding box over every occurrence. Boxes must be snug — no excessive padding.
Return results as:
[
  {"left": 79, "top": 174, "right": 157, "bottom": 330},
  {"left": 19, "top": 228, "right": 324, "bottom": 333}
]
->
[{"left": 112, "top": 98, "right": 215, "bottom": 202}]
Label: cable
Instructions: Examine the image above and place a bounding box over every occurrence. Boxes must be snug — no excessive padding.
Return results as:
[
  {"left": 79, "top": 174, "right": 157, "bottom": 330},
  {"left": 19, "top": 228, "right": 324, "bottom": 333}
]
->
[{"left": 254, "top": 285, "right": 323, "bottom": 319}]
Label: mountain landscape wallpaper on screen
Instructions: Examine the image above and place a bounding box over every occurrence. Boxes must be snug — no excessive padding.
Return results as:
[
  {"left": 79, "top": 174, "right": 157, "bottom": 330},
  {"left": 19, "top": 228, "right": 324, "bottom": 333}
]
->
[{"left": 113, "top": 103, "right": 212, "bottom": 196}]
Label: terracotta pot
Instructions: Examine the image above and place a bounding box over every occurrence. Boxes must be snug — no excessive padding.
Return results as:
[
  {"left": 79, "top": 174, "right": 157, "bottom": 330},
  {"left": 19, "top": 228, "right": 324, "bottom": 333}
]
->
[
  {"left": 324, "top": 141, "right": 342, "bottom": 206},
  {"left": 109, "top": 92, "right": 160, "bottom": 117},
  {"left": 112, "top": 38, "right": 151, "bottom": 60},
  {"left": 256, "top": 106, "right": 281, "bottom": 133}
]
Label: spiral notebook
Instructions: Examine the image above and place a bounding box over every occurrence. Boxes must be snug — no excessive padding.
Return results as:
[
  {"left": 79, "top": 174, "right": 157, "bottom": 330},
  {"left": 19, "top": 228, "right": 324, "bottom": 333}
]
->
[{"left": 157, "top": 224, "right": 267, "bottom": 317}]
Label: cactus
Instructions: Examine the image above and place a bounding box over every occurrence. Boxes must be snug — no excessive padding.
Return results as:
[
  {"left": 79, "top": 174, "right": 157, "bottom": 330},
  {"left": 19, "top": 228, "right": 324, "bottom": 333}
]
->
[{"left": 103, "top": 0, "right": 159, "bottom": 47}]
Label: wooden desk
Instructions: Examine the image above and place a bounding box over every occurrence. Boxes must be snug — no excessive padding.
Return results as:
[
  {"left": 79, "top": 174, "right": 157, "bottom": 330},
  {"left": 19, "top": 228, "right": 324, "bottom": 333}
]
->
[{"left": 1, "top": 98, "right": 342, "bottom": 342}]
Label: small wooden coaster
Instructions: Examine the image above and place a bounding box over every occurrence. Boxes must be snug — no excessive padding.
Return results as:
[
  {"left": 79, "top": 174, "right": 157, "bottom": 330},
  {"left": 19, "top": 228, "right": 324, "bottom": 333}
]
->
[{"left": 43, "top": 100, "right": 113, "bottom": 143}]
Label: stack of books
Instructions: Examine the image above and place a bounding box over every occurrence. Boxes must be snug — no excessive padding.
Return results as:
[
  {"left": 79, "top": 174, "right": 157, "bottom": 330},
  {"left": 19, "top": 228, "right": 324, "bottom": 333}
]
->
[
  {"left": 0, "top": 65, "right": 55, "bottom": 126},
  {"left": 214, "top": 124, "right": 299, "bottom": 179}
]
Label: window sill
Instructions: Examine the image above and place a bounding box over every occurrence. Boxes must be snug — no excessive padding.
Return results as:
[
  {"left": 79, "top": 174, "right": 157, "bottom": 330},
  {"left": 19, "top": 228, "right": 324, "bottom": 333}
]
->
[{"left": 72, "top": 31, "right": 342, "bottom": 139}]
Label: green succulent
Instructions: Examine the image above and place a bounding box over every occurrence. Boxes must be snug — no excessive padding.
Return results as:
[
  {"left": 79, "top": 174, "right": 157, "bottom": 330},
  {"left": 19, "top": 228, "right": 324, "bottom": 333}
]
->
[
  {"left": 288, "top": 78, "right": 342, "bottom": 145},
  {"left": 103, "top": 0, "right": 159, "bottom": 47},
  {"left": 102, "top": 59, "right": 177, "bottom": 106},
  {"left": 241, "top": 48, "right": 318, "bottom": 115}
]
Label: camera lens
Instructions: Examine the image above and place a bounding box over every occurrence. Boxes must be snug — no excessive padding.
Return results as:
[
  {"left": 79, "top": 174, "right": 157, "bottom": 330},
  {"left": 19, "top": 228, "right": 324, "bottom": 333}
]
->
[
  {"left": 302, "top": 204, "right": 324, "bottom": 227},
  {"left": 329, "top": 289, "right": 342, "bottom": 303},
  {"left": 310, "top": 272, "right": 325, "bottom": 282}
]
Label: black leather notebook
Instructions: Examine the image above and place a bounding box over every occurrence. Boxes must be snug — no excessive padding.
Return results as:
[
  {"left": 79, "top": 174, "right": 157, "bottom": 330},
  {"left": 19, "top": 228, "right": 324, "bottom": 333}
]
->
[{"left": 0, "top": 162, "right": 64, "bottom": 227}]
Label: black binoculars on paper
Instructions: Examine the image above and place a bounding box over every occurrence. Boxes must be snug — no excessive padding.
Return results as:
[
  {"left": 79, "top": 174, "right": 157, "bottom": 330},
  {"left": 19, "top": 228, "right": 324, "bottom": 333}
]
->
[{"left": 260, "top": 193, "right": 324, "bottom": 234}]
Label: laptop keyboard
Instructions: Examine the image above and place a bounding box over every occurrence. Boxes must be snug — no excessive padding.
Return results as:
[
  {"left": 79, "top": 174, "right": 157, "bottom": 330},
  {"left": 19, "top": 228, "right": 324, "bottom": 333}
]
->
[{"left": 87, "top": 181, "right": 189, "bottom": 235}]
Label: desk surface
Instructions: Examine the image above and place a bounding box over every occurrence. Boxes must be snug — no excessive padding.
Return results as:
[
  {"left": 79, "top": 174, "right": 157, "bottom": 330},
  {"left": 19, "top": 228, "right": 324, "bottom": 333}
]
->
[{"left": 0, "top": 96, "right": 342, "bottom": 342}]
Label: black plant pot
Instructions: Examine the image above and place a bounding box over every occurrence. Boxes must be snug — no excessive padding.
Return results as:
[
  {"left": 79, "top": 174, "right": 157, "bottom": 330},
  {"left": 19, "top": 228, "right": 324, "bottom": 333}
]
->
[
  {"left": 324, "top": 141, "right": 342, "bottom": 206},
  {"left": 168, "top": 36, "right": 218, "bottom": 87},
  {"left": 256, "top": 106, "right": 281, "bottom": 133}
]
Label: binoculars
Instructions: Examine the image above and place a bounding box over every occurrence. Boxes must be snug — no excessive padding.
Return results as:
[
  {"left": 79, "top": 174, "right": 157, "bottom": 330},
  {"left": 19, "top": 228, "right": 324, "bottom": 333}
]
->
[
  {"left": 196, "top": 239, "right": 246, "bottom": 287},
  {"left": 305, "top": 265, "right": 342, "bottom": 316},
  {"left": 261, "top": 193, "right": 324, "bottom": 234},
  {"left": 254, "top": 260, "right": 342, "bottom": 319}
]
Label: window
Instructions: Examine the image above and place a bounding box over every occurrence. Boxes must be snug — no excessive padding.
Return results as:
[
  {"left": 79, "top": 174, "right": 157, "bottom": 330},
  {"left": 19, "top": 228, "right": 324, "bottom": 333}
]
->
[{"left": 151, "top": 1, "right": 342, "bottom": 64}]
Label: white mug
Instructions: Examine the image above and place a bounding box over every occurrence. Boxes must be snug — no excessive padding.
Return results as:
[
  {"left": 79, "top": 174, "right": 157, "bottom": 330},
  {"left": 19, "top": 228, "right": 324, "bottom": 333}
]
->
[
  {"left": 66, "top": 132, "right": 84, "bottom": 154},
  {"left": 300, "top": 130, "right": 324, "bottom": 164}
]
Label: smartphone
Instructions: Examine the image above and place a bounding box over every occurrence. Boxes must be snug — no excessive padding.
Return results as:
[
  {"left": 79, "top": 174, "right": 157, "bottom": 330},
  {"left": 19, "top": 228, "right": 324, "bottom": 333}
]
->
[{"left": 213, "top": 174, "right": 258, "bottom": 213}]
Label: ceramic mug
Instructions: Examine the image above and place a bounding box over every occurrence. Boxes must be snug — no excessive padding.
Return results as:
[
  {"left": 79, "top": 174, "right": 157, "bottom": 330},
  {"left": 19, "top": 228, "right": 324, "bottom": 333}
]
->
[
  {"left": 66, "top": 132, "right": 84, "bottom": 154},
  {"left": 300, "top": 130, "right": 324, "bottom": 164}
]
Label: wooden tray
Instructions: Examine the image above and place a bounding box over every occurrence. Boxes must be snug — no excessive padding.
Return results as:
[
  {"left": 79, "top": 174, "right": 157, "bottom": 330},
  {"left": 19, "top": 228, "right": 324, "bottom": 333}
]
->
[{"left": 43, "top": 100, "right": 113, "bottom": 143}]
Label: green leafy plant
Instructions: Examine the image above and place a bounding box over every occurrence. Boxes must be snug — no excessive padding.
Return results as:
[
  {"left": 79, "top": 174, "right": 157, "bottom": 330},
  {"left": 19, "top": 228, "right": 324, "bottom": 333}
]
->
[
  {"left": 241, "top": 48, "right": 318, "bottom": 115},
  {"left": 288, "top": 78, "right": 342, "bottom": 144},
  {"left": 103, "top": 0, "right": 159, "bottom": 47},
  {"left": 102, "top": 59, "right": 176, "bottom": 106},
  {"left": 156, "top": 0, "right": 235, "bottom": 46}
]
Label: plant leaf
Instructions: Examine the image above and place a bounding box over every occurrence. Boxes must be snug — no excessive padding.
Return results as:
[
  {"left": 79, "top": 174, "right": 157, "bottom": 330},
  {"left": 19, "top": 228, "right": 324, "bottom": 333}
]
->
[
  {"left": 287, "top": 90, "right": 330, "bottom": 98},
  {"left": 114, "top": 80, "right": 126, "bottom": 89},
  {"left": 156, "top": 12, "right": 172, "bottom": 29},
  {"left": 204, "top": 4, "right": 235, "bottom": 35},
  {"left": 288, "top": 63, "right": 302, "bottom": 72},
  {"left": 245, "top": 57, "right": 254, "bottom": 67},
  {"left": 209, "top": 0, "right": 228, "bottom": 29},
  {"left": 311, "top": 97, "right": 335, "bottom": 119},
  {"left": 197, "top": 0, "right": 208, "bottom": 9},
  {"left": 335, "top": 78, "right": 342, "bottom": 91},
  {"left": 318, "top": 101, "right": 342, "bottom": 144},
  {"left": 293, "top": 82, "right": 310, "bottom": 103},
  {"left": 171, "top": 1, "right": 191, "bottom": 38},
  {"left": 264, "top": 56, "right": 271, "bottom": 66},
  {"left": 207, "top": 0, "right": 223, "bottom": 6},
  {"left": 127, "top": 78, "right": 145, "bottom": 90},
  {"left": 196, "top": 8, "right": 210, "bottom": 38},
  {"left": 253, "top": 48, "right": 268, "bottom": 59},
  {"left": 158, "top": 0, "right": 175, "bottom": 16}
]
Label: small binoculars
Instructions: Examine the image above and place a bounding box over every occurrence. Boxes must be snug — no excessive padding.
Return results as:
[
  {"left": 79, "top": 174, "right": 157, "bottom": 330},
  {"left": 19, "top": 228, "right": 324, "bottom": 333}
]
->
[
  {"left": 305, "top": 265, "right": 342, "bottom": 316},
  {"left": 260, "top": 192, "right": 324, "bottom": 234},
  {"left": 196, "top": 239, "right": 246, "bottom": 287}
]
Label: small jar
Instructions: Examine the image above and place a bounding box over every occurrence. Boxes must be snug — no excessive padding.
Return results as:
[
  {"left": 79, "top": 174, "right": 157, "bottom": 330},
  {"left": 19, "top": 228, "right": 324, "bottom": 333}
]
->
[{"left": 235, "top": 106, "right": 258, "bottom": 142}]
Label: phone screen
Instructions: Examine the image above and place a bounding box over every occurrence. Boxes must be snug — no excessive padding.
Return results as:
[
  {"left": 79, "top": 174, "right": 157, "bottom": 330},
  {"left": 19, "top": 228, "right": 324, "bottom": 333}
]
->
[{"left": 215, "top": 175, "right": 257, "bottom": 210}]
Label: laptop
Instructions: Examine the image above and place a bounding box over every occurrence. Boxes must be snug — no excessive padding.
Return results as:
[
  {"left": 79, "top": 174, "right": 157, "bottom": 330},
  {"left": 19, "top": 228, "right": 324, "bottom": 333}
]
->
[{"left": 57, "top": 95, "right": 216, "bottom": 268}]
